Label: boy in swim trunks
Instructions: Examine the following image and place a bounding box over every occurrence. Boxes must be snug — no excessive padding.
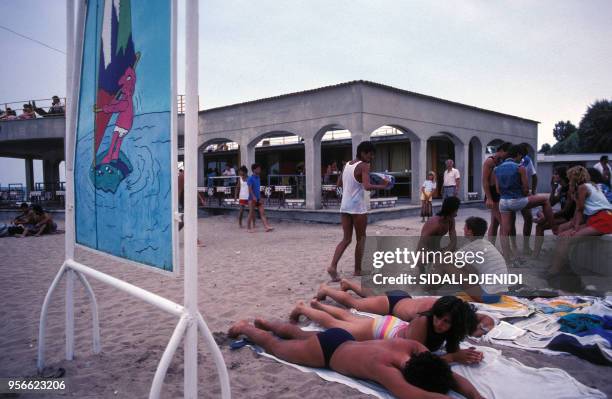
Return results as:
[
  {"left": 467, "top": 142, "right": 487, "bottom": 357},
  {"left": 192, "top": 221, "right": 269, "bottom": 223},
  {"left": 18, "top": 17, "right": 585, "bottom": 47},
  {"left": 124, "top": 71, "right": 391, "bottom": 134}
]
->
[
  {"left": 228, "top": 319, "right": 485, "bottom": 399},
  {"left": 482, "top": 142, "right": 511, "bottom": 244}
]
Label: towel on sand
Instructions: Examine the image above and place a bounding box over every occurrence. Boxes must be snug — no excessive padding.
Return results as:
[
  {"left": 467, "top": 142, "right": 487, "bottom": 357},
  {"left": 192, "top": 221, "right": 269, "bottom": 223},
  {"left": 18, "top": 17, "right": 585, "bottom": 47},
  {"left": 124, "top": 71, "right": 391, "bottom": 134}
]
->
[{"left": 244, "top": 341, "right": 605, "bottom": 399}]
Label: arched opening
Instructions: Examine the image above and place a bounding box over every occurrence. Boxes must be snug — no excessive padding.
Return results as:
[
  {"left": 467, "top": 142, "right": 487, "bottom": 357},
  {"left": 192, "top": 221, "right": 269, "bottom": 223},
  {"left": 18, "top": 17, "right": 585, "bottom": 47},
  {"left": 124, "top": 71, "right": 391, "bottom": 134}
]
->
[
  {"left": 427, "top": 133, "right": 458, "bottom": 198},
  {"left": 368, "top": 125, "right": 413, "bottom": 200},
  {"left": 252, "top": 131, "right": 306, "bottom": 203},
  {"left": 199, "top": 138, "right": 240, "bottom": 190},
  {"left": 468, "top": 137, "right": 483, "bottom": 197},
  {"left": 320, "top": 125, "right": 352, "bottom": 184},
  {"left": 317, "top": 125, "right": 352, "bottom": 207},
  {"left": 486, "top": 139, "right": 504, "bottom": 155}
]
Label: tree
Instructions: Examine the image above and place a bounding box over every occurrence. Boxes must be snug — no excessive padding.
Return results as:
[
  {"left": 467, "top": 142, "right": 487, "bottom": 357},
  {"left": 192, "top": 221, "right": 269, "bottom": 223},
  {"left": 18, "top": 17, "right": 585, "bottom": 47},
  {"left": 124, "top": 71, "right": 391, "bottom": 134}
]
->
[
  {"left": 549, "top": 131, "right": 580, "bottom": 154},
  {"left": 539, "top": 143, "right": 551, "bottom": 153},
  {"left": 552, "top": 120, "right": 577, "bottom": 142},
  {"left": 578, "top": 100, "right": 612, "bottom": 152}
]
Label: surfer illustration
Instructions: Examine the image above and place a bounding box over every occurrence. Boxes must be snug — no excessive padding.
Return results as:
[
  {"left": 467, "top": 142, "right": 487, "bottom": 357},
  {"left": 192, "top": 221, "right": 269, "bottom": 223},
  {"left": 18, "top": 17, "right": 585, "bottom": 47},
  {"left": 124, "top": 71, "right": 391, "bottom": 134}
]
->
[
  {"left": 89, "top": 0, "right": 138, "bottom": 193},
  {"left": 95, "top": 66, "right": 136, "bottom": 164}
]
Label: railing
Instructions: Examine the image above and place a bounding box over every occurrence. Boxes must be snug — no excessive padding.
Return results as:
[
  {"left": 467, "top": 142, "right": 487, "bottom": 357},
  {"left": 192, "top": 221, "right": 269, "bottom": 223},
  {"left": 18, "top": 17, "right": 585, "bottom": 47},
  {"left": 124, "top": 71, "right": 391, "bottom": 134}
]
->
[
  {"left": 1, "top": 95, "right": 190, "bottom": 121},
  {"left": 1, "top": 97, "right": 66, "bottom": 121},
  {"left": 0, "top": 182, "right": 66, "bottom": 206}
]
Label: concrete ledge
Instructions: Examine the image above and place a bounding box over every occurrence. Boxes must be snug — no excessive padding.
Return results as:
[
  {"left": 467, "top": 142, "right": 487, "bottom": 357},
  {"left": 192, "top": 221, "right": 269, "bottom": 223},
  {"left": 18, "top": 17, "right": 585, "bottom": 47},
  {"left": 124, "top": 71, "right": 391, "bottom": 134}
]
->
[{"left": 199, "top": 200, "right": 485, "bottom": 224}]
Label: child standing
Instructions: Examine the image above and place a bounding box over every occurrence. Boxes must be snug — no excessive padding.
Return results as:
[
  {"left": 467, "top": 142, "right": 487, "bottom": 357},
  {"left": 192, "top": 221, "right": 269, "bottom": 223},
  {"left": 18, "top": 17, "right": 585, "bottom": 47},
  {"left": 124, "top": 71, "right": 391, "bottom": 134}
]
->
[
  {"left": 247, "top": 163, "right": 273, "bottom": 233},
  {"left": 234, "top": 166, "right": 250, "bottom": 228},
  {"left": 420, "top": 171, "right": 436, "bottom": 222}
]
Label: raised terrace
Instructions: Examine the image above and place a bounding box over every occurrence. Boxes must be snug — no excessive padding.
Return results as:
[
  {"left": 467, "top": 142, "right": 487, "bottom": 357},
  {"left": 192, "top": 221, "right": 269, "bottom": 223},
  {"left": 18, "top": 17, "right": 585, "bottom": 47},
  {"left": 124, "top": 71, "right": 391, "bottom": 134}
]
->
[{"left": 1, "top": 81, "right": 538, "bottom": 210}]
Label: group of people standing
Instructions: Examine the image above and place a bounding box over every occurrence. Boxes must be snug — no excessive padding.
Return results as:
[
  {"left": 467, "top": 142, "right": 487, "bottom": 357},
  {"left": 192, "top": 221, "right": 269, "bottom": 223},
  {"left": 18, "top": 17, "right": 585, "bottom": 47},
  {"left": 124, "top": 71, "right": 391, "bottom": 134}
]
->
[{"left": 484, "top": 143, "right": 612, "bottom": 275}]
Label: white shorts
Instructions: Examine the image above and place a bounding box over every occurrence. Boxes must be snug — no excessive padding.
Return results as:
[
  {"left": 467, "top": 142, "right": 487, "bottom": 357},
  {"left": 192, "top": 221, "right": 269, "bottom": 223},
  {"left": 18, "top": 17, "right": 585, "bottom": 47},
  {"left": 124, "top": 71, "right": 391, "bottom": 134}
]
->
[
  {"left": 499, "top": 197, "right": 528, "bottom": 213},
  {"left": 115, "top": 126, "right": 129, "bottom": 137}
]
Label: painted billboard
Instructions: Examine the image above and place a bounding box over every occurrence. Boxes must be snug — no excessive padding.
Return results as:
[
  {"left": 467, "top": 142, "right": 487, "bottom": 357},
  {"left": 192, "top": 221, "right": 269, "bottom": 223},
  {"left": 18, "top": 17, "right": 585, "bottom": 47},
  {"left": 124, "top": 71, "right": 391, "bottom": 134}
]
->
[{"left": 74, "top": 0, "right": 175, "bottom": 271}]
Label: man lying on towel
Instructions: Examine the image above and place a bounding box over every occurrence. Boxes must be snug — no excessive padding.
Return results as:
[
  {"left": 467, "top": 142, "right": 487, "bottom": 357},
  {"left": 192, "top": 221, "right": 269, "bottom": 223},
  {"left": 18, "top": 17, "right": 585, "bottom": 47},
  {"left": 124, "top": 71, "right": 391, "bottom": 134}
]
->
[{"left": 228, "top": 319, "right": 485, "bottom": 399}]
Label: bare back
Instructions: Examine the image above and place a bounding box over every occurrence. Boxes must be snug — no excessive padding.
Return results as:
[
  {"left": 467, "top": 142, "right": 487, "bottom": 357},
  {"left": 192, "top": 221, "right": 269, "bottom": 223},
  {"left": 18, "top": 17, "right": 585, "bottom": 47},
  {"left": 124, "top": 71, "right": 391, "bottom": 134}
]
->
[
  {"left": 330, "top": 339, "right": 414, "bottom": 378},
  {"left": 483, "top": 156, "right": 498, "bottom": 186},
  {"left": 393, "top": 297, "right": 438, "bottom": 321}
]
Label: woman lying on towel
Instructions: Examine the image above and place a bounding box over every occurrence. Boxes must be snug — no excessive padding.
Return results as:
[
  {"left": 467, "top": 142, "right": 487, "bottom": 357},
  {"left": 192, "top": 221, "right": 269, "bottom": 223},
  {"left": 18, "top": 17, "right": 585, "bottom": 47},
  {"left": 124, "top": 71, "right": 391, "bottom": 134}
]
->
[
  {"left": 228, "top": 319, "right": 485, "bottom": 399},
  {"left": 290, "top": 296, "right": 483, "bottom": 365},
  {"left": 317, "top": 281, "right": 496, "bottom": 338}
]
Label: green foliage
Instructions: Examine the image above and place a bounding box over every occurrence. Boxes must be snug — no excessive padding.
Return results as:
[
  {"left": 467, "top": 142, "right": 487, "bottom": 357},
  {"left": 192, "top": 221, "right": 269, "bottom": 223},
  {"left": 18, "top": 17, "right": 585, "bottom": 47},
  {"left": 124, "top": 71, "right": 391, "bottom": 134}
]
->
[
  {"left": 548, "top": 100, "right": 612, "bottom": 153},
  {"left": 539, "top": 143, "right": 551, "bottom": 153},
  {"left": 549, "top": 131, "right": 580, "bottom": 154},
  {"left": 578, "top": 100, "right": 612, "bottom": 152},
  {"left": 552, "top": 120, "right": 577, "bottom": 142}
]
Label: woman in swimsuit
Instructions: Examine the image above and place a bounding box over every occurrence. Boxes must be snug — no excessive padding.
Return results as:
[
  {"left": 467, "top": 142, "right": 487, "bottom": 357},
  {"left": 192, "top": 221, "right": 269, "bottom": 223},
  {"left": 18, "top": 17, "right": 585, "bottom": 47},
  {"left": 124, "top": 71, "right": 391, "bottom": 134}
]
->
[
  {"left": 289, "top": 296, "right": 483, "bottom": 364},
  {"left": 316, "top": 280, "right": 496, "bottom": 338}
]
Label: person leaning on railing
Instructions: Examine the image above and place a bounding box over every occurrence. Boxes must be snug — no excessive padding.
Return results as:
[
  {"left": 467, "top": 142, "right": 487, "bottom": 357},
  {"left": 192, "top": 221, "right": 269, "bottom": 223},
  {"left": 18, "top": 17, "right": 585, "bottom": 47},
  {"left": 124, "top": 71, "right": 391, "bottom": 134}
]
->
[
  {"left": 32, "top": 95, "right": 65, "bottom": 117},
  {"left": 18, "top": 103, "right": 36, "bottom": 120}
]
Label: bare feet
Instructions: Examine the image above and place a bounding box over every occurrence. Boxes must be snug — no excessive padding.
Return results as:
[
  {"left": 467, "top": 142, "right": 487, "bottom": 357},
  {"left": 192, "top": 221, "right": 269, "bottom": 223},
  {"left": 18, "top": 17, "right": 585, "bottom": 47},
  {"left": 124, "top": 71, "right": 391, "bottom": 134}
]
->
[
  {"left": 310, "top": 298, "right": 323, "bottom": 310},
  {"left": 316, "top": 283, "right": 328, "bottom": 300},
  {"left": 197, "top": 239, "right": 205, "bottom": 247},
  {"left": 254, "top": 318, "right": 272, "bottom": 331},
  {"left": 247, "top": 229, "right": 255, "bottom": 233},
  {"left": 327, "top": 267, "right": 340, "bottom": 282},
  {"left": 289, "top": 300, "right": 306, "bottom": 323},
  {"left": 339, "top": 279, "right": 351, "bottom": 291},
  {"left": 228, "top": 320, "right": 250, "bottom": 338},
  {"left": 265, "top": 227, "right": 274, "bottom": 232}
]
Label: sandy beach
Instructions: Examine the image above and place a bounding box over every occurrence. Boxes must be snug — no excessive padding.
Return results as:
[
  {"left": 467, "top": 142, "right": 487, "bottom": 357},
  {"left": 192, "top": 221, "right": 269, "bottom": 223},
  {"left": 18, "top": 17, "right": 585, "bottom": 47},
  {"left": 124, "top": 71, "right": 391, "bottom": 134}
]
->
[{"left": 1, "top": 209, "right": 610, "bottom": 398}]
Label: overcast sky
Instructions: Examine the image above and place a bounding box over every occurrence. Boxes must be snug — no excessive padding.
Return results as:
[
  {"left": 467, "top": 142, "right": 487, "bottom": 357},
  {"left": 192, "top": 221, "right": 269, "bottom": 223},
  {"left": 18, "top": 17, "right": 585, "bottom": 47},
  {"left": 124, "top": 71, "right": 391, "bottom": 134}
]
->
[{"left": 1, "top": 0, "right": 611, "bottom": 185}]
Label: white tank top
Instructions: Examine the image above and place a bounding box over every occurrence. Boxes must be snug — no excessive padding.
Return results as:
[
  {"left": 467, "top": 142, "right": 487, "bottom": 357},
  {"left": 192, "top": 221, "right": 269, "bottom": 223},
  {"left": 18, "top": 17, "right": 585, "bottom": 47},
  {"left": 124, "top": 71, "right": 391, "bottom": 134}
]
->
[
  {"left": 340, "top": 161, "right": 367, "bottom": 214},
  {"left": 584, "top": 183, "right": 612, "bottom": 216},
  {"left": 239, "top": 176, "right": 249, "bottom": 200}
]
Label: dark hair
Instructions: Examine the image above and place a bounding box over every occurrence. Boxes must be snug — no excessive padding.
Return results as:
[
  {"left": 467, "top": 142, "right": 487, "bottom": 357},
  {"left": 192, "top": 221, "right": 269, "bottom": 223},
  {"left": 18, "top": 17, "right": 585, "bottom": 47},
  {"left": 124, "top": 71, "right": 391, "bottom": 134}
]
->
[
  {"left": 517, "top": 143, "right": 530, "bottom": 157},
  {"left": 497, "top": 142, "right": 512, "bottom": 152},
  {"left": 587, "top": 167, "right": 605, "bottom": 185},
  {"left": 32, "top": 204, "right": 44, "bottom": 215},
  {"left": 251, "top": 163, "right": 261, "bottom": 172},
  {"left": 436, "top": 196, "right": 460, "bottom": 217},
  {"left": 465, "top": 216, "right": 487, "bottom": 237},
  {"left": 601, "top": 155, "right": 609, "bottom": 162},
  {"left": 403, "top": 352, "right": 456, "bottom": 394},
  {"left": 423, "top": 296, "right": 474, "bottom": 353},
  {"left": 239, "top": 165, "right": 248, "bottom": 174},
  {"left": 356, "top": 141, "right": 375, "bottom": 160},
  {"left": 19, "top": 202, "right": 29, "bottom": 209},
  {"left": 507, "top": 144, "right": 522, "bottom": 159},
  {"left": 553, "top": 166, "right": 568, "bottom": 182},
  {"left": 465, "top": 303, "right": 479, "bottom": 336}
]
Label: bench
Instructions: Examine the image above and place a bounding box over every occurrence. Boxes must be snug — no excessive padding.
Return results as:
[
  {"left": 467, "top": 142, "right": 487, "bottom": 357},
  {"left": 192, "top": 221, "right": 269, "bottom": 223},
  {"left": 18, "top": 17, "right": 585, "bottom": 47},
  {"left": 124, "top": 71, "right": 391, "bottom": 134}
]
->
[
  {"left": 370, "top": 196, "right": 398, "bottom": 209},
  {"left": 284, "top": 199, "right": 305, "bottom": 209}
]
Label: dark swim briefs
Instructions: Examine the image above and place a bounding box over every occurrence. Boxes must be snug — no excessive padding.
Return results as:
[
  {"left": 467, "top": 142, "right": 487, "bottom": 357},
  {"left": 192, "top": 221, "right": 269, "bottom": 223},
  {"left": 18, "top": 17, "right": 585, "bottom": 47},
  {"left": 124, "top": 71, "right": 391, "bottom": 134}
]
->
[
  {"left": 316, "top": 328, "right": 355, "bottom": 367},
  {"left": 486, "top": 185, "right": 501, "bottom": 203},
  {"left": 386, "top": 290, "right": 412, "bottom": 314}
]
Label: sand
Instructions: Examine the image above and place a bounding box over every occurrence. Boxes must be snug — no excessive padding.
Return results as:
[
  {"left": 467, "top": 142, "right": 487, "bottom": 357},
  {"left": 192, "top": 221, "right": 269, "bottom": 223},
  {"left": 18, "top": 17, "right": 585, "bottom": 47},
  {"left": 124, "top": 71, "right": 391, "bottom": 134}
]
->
[{"left": 0, "top": 209, "right": 610, "bottom": 398}]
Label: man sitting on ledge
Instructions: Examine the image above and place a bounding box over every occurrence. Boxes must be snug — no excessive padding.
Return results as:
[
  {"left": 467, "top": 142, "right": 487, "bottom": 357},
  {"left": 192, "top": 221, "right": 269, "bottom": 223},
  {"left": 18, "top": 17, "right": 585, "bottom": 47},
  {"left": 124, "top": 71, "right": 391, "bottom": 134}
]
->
[{"left": 228, "top": 319, "right": 485, "bottom": 399}]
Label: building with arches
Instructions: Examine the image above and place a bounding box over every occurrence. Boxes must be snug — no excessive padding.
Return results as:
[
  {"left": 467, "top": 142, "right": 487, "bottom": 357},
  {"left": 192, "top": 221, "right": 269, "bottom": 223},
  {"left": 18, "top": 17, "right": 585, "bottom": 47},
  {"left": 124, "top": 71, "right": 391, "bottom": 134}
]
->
[{"left": 196, "top": 80, "right": 538, "bottom": 209}]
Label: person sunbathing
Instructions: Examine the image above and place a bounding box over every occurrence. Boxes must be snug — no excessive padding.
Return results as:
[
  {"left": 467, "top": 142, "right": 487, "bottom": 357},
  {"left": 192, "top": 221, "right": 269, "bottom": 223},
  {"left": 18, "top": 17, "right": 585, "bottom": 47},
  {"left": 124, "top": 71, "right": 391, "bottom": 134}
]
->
[
  {"left": 317, "top": 281, "right": 496, "bottom": 338},
  {"left": 290, "top": 296, "right": 483, "bottom": 365},
  {"left": 228, "top": 319, "right": 485, "bottom": 399}
]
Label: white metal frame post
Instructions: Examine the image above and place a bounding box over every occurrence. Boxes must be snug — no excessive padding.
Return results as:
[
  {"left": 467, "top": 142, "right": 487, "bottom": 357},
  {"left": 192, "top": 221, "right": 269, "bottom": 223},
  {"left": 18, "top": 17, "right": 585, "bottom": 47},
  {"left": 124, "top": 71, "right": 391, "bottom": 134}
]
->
[
  {"left": 37, "top": 1, "right": 231, "bottom": 398},
  {"left": 183, "top": 0, "right": 200, "bottom": 396}
]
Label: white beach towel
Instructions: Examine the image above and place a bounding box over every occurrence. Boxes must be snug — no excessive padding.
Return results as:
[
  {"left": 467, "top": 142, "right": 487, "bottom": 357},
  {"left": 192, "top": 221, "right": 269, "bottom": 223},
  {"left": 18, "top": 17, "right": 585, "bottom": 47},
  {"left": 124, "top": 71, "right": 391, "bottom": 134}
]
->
[{"left": 246, "top": 342, "right": 605, "bottom": 399}]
